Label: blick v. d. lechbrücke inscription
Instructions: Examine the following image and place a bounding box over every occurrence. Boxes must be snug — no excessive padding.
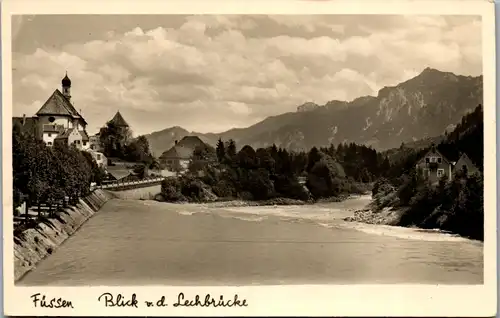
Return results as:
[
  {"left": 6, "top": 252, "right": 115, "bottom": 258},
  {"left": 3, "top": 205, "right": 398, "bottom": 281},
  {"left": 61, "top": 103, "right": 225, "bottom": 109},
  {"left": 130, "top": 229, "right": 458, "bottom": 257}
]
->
[{"left": 12, "top": 14, "right": 484, "bottom": 287}]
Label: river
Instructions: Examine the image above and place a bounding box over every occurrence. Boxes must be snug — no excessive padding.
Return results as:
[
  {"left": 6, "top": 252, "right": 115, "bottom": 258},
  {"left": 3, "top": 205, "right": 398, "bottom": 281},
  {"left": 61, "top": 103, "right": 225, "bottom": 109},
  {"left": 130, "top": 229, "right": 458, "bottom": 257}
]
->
[{"left": 18, "top": 195, "right": 483, "bottom": 286}]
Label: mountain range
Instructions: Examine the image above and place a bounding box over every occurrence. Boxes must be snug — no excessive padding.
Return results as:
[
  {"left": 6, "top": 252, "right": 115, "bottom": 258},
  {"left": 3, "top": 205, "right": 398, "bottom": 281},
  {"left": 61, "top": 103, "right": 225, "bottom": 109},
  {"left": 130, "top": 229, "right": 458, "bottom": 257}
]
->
[{"left": 145, "top": 68, "right": 483, "bottom": 157}]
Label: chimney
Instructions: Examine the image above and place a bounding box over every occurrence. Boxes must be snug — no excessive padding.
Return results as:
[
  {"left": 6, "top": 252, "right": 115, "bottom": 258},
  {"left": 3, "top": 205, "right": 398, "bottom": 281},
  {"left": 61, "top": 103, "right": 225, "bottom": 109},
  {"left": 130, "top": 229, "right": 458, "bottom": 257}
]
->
[{"left": 22, "top": 114, "right": 26, "bottom": 125}]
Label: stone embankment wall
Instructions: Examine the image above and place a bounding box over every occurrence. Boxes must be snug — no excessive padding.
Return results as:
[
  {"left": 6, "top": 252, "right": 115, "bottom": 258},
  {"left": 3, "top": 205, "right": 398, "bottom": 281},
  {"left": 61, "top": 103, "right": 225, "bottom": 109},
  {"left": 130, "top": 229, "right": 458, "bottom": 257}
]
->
[{"left": 13, "top": 189, "right": 115, "bottom": 282}]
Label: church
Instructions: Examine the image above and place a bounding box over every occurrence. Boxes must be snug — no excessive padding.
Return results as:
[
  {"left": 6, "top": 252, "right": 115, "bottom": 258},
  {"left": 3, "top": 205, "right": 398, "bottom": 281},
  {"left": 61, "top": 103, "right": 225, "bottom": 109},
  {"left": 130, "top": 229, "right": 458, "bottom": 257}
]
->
[{"left": 13, "top": 73, "right": 90, "bottom": 150}]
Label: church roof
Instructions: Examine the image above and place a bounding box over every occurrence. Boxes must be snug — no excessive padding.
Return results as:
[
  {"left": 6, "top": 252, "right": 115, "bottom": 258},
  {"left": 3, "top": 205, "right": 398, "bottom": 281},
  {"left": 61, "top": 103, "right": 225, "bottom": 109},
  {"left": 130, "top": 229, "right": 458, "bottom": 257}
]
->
[
  {"left": 109, "top": 111, "right": 129, "bottom": 127},
  {"left": 36, "top": 89, "right": 87, "bottom": 125}
]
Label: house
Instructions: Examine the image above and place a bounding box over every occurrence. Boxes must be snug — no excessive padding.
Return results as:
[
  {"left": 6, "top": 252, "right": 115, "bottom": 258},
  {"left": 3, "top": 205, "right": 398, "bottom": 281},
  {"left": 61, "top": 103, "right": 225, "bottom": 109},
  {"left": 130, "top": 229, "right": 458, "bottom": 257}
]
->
[
  {"left": 453, "top": 152, "right": 479, "bottom": 176},
  {"left": 158, "top": 136, "right": 210, "bottom": 171},
  {"left": 89, "top": 133, "right": 103, "bottom": 152},
  {"left": 13, "top": 73, "right": 90, "bottom": 149},
  {"left": 415, "top": 146, "right": 453, "bottom": 184},
  {"left": 86, "top": 149, "right": 107, "bottom": 169}
]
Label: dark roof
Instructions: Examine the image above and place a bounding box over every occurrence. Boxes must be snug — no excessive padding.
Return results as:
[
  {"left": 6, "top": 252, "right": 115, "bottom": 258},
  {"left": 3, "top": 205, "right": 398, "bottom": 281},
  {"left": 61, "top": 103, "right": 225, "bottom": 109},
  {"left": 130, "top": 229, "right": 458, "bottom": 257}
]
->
[
  {"left": 42, "top": 124, "right": 65, "bottom": 133},
  {"left": 107, "top": 166, "right": 133, "bottom": 180},
  {"left": 159, "top": 145, "right": 195, "bottom": 160},
  {"left": 79, "top": 130, "right": 90, "bottom": 141},
  {"left": 177, "top": 135, "right": 206, "bottom": 148},
  {"left": 54, "top": 128, "right": 75, "bottom": 140},
  {"left": 109, "top": 111, "right": 129, "bottom": 127},
  {"left": 36, "top": 89, "right": 87, "bottom": 125}
]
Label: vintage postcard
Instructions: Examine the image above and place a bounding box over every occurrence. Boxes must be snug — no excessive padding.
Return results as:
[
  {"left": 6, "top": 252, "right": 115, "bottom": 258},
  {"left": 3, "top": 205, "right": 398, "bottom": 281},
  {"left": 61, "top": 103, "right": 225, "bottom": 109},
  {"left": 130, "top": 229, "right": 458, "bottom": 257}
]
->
[{"left": 2, "top": 0, "right": 497, "bottom": 316}]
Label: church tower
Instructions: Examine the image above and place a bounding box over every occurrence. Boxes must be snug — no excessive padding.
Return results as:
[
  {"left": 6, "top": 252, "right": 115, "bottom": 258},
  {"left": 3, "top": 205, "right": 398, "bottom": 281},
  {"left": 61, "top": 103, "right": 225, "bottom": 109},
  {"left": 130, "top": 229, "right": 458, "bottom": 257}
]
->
[{"left": 62, "top": 72, "right": 71, "bottom": 101}]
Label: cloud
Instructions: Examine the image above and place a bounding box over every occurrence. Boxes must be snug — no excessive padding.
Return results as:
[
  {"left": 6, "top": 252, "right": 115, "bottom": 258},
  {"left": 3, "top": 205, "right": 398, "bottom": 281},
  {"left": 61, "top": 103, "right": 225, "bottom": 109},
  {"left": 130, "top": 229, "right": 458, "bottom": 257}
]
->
[{"left": 12, "top": 15, "right": 482, "bottom": 135}]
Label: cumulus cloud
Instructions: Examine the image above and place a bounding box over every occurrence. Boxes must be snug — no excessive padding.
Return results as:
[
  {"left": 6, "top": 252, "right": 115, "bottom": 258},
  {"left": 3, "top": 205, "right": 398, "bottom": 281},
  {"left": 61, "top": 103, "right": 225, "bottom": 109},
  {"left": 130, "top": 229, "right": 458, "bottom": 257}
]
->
[{"left": 12, "top": 15, "right": 482, "bottom": 135}]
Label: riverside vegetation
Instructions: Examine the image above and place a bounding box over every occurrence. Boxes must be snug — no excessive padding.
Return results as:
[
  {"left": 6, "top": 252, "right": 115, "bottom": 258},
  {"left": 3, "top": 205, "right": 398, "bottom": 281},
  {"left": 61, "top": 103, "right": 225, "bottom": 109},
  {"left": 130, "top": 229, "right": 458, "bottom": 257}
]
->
[
  {"left": 348, "top": 104, "right": 484, "bottom": 241},
  {"left": 13, "top": 122, "right": 106, "bottom": 234},
  {"left": 158, "top": 139, "right": 391, "bottom": 205}
]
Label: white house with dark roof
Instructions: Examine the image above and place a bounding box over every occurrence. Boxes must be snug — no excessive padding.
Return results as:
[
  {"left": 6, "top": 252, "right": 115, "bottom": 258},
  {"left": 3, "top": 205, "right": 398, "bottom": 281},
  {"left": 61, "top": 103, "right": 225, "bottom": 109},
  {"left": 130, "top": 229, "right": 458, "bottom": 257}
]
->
[
  {"left": 158, "top": 136, "right": 210, "bottom": 172},
  {"left": 31, "top": 73, "right": 90, "bottom": 149},
  {"left": 415, "top": 146, "right": 453, "bottom": 184}
]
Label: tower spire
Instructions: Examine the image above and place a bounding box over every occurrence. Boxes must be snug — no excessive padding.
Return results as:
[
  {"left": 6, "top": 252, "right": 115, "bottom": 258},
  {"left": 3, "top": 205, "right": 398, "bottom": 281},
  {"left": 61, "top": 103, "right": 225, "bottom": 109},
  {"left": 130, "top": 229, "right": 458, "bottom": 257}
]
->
[{"left": 62, "top": 72, "right": 72, "bottom": 101}]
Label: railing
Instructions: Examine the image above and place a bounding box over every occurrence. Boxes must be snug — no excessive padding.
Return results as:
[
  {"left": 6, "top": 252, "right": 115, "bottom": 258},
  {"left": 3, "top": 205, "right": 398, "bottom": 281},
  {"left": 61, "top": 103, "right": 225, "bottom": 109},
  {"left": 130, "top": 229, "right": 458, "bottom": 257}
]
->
[{"left": 91, "top": 177, "right": 166, "bottom": 190}]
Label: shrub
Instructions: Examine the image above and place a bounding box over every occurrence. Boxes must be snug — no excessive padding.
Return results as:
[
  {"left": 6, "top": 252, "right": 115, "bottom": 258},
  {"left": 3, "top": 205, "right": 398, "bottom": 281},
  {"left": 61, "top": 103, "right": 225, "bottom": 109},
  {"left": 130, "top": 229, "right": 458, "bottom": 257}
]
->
[{"left": 211, "top": 179, "right": 236, "bottom": 198}]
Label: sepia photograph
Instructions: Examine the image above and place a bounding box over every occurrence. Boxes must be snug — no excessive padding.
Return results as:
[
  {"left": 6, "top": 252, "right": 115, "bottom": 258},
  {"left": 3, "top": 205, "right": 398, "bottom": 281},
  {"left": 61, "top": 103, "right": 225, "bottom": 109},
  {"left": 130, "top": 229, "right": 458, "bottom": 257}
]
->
[{"left": 2, "top": 0, "right": 497, "bottom": 316}]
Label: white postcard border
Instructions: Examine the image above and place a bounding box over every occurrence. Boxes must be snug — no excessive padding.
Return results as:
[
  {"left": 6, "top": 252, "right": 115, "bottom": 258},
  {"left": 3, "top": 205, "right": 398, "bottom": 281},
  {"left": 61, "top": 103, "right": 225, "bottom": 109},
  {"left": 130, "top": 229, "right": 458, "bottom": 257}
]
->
[{"left": 2, "top": 0, "right": 497, "bottom": 316}]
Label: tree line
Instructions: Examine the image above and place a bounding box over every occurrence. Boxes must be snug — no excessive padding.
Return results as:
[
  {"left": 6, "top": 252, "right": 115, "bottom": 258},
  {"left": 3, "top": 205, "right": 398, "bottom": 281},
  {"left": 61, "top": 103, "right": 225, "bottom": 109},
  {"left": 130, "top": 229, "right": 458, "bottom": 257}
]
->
[
  {"left": 12, "top": 123, "right": 106, "bottom": 220},
  {"left": 371, "top": 104, "right": 484, "bottom": 240},
  {"left": 160, "top": 138, "right": 392, "bottom": 203}
]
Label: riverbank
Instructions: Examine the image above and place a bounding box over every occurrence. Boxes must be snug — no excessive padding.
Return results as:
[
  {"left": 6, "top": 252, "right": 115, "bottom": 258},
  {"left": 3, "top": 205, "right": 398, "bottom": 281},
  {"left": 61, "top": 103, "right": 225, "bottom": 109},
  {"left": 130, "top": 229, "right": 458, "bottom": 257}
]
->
[
  {"left": 155, "top": 192, "right": 362, "bottom": 207},
  {"left": 13, "top": 189, "right": 114, "bottom": 282},
  {"left": 344, "top": 205, "right": 407, "bottom": 226}
]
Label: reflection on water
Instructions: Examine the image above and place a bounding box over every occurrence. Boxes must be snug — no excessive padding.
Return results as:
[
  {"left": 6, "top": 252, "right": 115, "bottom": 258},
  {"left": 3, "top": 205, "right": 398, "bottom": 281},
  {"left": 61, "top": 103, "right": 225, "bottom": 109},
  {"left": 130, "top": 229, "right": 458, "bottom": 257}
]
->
[{"left": 19, "top": 196, "right": 483, "bottom": 286}]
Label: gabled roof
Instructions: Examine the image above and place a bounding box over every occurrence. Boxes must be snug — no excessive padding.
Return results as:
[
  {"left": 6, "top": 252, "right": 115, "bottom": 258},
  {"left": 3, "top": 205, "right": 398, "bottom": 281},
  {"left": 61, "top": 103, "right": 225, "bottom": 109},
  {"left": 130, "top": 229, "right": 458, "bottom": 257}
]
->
[
  {"left": 109, "top": 111, "right": 129, "bottom": 127},
  {"left": 177, "top": 135, "right": 206, "bottom": 148},
  {"left": 455, "top": 153, "right": 478, "bottom": 169},
  {"left": 416, "top": 147, "right": 452, "bottom": 166},
  {"left": 159, "top": 145, "right": 195, "bottom": 160},
  {"left": 36, "top": 89, "right": 87, "bottom": 125},
  {"left": 79, "top": 130, "right": 90, "bottom": 141},
  {"left": 55, "top": 128, "right": 76, "bottom": 140},
  {"left": 107, "top": 169, "right": 132, "bottom": 181}
]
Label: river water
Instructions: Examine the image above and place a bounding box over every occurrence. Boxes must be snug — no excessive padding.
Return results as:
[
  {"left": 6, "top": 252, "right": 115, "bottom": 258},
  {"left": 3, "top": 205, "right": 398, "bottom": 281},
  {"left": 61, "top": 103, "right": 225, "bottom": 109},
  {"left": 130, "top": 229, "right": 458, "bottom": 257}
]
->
[{"left": 18, "top": 195, "right": 483, "bottom": 286}]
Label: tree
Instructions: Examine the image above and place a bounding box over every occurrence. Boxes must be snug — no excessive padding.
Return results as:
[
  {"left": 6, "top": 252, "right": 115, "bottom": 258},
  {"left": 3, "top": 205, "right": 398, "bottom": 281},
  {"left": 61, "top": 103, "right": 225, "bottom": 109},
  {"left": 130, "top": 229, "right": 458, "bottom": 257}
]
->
[
  {"left": 216, "top": 138, "right": 226, "bottom": 163},
  {"left": 306, "top": 147, "right": 322, "bottom": 172},
  {"left": 226, "top": 139, "right": 237, "bottom": 160},
  {"left": 99, "top": 121, "right": 132, "bottom": 158}
]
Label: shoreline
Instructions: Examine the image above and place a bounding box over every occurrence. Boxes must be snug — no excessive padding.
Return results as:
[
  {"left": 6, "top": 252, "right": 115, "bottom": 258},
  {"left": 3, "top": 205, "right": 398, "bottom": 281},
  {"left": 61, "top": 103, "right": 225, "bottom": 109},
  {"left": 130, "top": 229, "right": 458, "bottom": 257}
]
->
[
  {"left": 13, "top": 189, "right": 115, "bottom": 283},
  {"left": 154, "top": 193, "right": 368, "bottom": 208}
]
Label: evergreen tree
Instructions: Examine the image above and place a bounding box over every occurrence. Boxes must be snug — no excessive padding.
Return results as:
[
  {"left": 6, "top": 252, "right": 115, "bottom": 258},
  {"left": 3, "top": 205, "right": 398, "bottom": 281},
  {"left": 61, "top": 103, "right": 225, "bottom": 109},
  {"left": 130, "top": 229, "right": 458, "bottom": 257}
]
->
[{"left": 216, "top": 138, "right": 226, "bottom": 163}]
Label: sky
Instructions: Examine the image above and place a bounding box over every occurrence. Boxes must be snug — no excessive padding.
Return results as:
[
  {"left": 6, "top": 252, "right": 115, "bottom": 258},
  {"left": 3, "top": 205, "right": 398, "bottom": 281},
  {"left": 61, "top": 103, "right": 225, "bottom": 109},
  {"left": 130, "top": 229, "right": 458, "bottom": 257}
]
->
[{"left": 12, "top": 14, "right": 482, "bottom": 136}]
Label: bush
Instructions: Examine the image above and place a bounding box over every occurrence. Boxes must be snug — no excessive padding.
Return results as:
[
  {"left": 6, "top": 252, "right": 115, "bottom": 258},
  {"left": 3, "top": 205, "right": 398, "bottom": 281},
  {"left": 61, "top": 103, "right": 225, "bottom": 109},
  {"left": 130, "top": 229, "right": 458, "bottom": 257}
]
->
[
  {"left": 211, "top": 179, "right": 236, "bottom": 198},
  {"left": 160, "top": 177, "right": 185, "bottom": 202}
]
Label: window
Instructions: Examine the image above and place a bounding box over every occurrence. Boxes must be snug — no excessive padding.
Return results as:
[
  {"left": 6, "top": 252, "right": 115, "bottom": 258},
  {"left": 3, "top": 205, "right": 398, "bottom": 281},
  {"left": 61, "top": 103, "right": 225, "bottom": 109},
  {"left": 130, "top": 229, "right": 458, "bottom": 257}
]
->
[
  {"left": 76, "top": 140, "right": 81, "bottom": 144},
  {"left": 48, "top": 116, "right": 55, "bottom": 123},
  {"left": 47, "top": 142, "right": 52, "bottom": 146},
  {"left": 425, "top": 157, "right": 430, "bottom": 163},
  {"left": 437, "top": 169, "right": 444, "bottom": 177},
  {"left": 83, "top": 141, "right": 87, "bottom": 146},
  {"left": 97, "top": 154, "right": 101, "bottom": 160},
  {"left": 47, "top": 133, "right": 52, "bottom": 137},
  {"left": 437, "top": 157, "right": 442, "bottom": 163},
  {"left": 423, "top": 168, "right": 429, "bottom": 177},
  {"left": 430, "top": 157, "right": 437, "bottom": 163}
]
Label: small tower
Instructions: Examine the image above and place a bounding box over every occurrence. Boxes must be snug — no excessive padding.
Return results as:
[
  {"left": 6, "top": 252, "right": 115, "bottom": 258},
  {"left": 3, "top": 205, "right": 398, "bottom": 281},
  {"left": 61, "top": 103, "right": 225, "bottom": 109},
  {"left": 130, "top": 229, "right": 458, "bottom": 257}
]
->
[{"left": 62, "top": 72, "right": 71, "bottom": 101}]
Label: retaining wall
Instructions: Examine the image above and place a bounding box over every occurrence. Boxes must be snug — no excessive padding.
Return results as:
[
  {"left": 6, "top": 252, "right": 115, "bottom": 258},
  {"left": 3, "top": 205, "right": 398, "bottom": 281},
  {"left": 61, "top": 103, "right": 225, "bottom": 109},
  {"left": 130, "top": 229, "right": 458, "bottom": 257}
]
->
[{"left": 13, "top": 189, "right": 115, "bottom": 282}]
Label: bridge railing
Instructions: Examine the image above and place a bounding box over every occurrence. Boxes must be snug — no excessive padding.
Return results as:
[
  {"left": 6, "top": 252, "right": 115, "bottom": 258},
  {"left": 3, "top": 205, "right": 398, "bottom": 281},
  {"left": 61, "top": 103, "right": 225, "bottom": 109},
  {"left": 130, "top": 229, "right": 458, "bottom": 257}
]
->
[{"left": 91, "top": 177, "right": 166, "bottom": 191}]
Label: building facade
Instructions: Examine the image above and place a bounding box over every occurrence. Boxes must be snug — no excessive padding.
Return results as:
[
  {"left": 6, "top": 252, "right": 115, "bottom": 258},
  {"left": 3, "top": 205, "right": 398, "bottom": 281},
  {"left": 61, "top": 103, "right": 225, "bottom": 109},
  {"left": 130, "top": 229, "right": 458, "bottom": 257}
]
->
[
  {"left": 453, "top": 153, "right": 479, "bottom": 176},
  {"left": 415, "top": 147, "right": 453, "bottom": 184},
  {"left": 18, "top": 73, "right": 91, "bottom": 149},
  {"left": 159, "top": 136, "right": 209, "bottom": 172}
]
